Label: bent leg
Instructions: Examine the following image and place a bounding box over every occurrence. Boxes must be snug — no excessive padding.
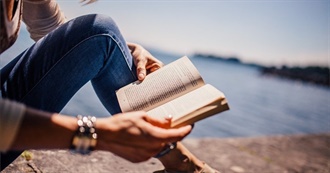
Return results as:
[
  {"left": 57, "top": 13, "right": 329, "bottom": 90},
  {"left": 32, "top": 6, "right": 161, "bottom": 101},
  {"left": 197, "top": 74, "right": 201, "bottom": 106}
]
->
[
  {"left": 1, "top": 14, "right": 136, "bottom": 169},
  {"left": 2, "top": 14, "right": 136, "bottom": 113}
]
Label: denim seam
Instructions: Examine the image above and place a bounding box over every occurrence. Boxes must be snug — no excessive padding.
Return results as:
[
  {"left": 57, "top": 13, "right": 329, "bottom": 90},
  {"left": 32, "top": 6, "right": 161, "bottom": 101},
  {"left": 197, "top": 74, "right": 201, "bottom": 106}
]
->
[
  {"left": 19, "top": 33, "right": 134, "bottom": 102},
  {"left": 105, "top": 34, "right": 136, "bottom": 78}
]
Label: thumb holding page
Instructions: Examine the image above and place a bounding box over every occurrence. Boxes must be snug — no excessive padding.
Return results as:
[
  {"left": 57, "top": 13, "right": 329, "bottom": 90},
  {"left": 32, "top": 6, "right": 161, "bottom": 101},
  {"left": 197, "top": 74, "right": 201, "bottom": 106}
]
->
[{"left": 145, "top": 114, "right": 173, "bottom": 129}]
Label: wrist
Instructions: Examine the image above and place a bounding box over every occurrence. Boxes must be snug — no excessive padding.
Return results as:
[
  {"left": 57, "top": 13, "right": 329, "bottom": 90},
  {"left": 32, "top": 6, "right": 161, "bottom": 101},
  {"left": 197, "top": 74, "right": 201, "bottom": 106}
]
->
[
  {"left": 154, "top": 142, "right": 177, "bottom": 158},
  {"left": 93, "top": 117, "right": 116, "bottom": 150},
  {"left": 12, "top": 110, "right": 77, "bottom": 150},
  {"left": 51, "top": 113, "right": 78, "bottom": 148}
]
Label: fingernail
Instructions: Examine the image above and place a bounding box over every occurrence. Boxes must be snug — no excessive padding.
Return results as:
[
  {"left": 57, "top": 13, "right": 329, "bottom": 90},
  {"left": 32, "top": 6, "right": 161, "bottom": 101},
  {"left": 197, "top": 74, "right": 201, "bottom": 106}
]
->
[
  {"left": 165, "top": 114, "right": 173, "bottom": 120},
  {"left": 138, "top": 73, "right": 144, "bottom": 79}
]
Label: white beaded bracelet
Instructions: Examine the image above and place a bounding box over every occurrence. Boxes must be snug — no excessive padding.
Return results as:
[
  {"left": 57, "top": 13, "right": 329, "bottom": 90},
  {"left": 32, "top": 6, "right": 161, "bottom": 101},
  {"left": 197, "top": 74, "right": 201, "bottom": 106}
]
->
[{"left": 70, "top": 115, "right": 97, "bottom": 154}]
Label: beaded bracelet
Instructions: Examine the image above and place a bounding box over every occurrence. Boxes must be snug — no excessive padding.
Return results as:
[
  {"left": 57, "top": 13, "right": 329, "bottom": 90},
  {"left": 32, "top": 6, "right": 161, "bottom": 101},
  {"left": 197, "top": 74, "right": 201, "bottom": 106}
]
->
[{"left": 70, "top": 115, "right": 97, "bottom": 154}]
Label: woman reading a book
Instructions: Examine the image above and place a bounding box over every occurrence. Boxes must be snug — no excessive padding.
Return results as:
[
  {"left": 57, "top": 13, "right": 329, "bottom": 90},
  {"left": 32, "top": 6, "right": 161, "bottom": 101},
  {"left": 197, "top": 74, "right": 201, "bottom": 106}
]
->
[{"left": 0, "top": 0, "right": 219, "bottom": 172}]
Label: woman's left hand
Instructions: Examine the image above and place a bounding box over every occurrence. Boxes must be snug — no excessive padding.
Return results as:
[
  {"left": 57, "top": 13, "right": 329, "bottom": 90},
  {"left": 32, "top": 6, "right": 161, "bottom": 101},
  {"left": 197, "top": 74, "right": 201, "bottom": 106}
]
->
[{"left": 127, "top": 42, "right": 164, "bottom": 81}]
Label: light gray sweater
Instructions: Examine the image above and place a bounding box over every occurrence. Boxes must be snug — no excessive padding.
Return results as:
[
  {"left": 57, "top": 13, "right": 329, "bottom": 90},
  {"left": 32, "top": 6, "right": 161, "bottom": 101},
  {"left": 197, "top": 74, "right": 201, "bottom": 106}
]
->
[{"left": 23, "top": 0, "right": 67, "bottom": 41}]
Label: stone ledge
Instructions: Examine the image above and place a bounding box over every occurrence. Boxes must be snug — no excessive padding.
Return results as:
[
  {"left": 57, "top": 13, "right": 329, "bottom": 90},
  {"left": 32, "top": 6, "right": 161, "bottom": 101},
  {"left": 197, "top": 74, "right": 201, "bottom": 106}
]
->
[{"left": 2, "top": 133, "right": 330, "bottom": 173}]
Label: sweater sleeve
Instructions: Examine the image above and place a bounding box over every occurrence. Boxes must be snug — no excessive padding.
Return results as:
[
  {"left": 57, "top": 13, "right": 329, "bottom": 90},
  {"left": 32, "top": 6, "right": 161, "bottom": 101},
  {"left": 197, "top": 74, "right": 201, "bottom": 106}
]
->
[
  {"left": 22, "top": 0, "right": 67, "bottom": 42},
  {"left": 0, "top": 99, "right": 26, "bottom": 152}
]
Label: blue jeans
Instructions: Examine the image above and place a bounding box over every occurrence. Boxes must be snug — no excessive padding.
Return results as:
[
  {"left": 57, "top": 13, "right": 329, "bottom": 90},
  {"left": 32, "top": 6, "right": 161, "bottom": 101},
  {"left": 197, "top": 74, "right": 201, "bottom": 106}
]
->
[{"left": 1, "top": 14, "right": 138, "bottom": 169}]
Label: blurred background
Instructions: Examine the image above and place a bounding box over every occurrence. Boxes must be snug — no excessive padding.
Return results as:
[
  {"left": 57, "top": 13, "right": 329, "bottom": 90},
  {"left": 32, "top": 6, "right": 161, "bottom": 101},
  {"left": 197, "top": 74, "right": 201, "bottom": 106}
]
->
[{"left": 1, "top": 0, "right": 329, "bottom": 138}]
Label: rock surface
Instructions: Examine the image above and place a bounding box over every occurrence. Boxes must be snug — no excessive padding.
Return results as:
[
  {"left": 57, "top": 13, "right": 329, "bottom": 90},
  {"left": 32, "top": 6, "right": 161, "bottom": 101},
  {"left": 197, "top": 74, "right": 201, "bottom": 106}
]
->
[{"left": 2, "top": 133, "right": 329, "bottom": 173}]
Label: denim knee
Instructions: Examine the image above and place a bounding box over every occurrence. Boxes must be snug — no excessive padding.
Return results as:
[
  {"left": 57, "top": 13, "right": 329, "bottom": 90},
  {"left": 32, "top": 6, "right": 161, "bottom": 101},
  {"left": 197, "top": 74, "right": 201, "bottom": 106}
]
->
[
  {"left": 79, "top": 14, "right": 130, "bottom": 60},
  {"left": 79, "top": 14, "right": 122, "bottom": 40}
]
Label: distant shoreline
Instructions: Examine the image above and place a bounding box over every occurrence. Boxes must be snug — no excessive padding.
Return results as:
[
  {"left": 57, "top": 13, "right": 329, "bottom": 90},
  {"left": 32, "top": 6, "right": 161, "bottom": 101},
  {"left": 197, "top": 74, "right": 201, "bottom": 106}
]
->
[
  {"left": 260, "top": 66, "right": 329, "bottom": 87},
  {"left": 193, "top": 53, "right": 330, "bottom": 87}
]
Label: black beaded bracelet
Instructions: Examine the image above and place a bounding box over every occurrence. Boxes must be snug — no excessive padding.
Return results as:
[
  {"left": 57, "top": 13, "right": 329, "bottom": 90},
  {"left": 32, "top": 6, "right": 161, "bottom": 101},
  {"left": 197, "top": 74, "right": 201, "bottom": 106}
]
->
[{"left": 70, "top": 115, "right": 97, "bottom": 155}]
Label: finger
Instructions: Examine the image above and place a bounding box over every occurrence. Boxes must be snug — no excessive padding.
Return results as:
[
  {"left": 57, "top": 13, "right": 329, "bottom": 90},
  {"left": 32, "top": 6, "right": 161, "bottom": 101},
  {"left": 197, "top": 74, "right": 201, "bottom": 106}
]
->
[
  {"left": 146, "top": 63, "right": 162, "bottom": 73},
  {"left": 149, "top": 66, "right": 160, "bottom": 73},
  {"left": 144, "top": 114, "right": 172, "bottom": 129},
  {"left": 148, "top": 56, "right": 164, "bottom": 67},
  {"left": 136, "top": 57, "right": 147, "bottom": 80},
  {"left": 144, "top": 123, "right": 192, "bottom": 142}
]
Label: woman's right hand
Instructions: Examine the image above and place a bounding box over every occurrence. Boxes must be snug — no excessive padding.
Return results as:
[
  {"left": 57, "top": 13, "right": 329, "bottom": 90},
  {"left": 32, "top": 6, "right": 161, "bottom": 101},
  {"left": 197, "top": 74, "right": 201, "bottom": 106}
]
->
[{"left": 95, "top": 111, "right": 192, "bottom": 163}]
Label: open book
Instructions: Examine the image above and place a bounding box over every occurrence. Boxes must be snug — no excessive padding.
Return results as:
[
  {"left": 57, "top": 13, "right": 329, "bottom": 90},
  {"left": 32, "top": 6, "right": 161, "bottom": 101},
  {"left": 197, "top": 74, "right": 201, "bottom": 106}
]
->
[{"left": 116, "top": 56, "right": 229, "bottom": 128}]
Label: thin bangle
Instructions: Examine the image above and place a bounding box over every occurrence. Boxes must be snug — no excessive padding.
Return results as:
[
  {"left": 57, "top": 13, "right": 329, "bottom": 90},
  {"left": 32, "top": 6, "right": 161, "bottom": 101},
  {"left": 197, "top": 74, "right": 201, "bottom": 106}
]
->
[{"left": 154, "top": 142, "right": 177, "bottom": 158}]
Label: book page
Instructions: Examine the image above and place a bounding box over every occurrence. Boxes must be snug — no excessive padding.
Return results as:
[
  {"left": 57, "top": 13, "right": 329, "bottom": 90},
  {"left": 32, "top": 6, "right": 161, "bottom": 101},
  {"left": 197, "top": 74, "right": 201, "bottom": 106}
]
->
[
  {"left": 146, "top": 84, "right": 229, "bottom": 127},
  {"left": 116, "top": 56, "right": 205, "bottom": 112}
]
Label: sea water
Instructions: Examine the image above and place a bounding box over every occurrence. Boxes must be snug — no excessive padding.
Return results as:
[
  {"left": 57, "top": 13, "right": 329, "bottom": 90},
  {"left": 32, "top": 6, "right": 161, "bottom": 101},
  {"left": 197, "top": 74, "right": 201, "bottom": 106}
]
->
[
  {"left": 1, "top": 27, "right": 329, "bottom": 138},
  {"left": 56, "top": 50, "right": 330, "bottom": 138}
]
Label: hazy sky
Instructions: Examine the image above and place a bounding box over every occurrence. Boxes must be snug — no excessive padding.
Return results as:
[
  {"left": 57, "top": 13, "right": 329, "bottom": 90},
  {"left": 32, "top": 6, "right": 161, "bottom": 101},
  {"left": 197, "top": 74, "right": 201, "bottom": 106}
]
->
[{"left": 57, "top": 0, "right": 329, "bottom": 67}]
